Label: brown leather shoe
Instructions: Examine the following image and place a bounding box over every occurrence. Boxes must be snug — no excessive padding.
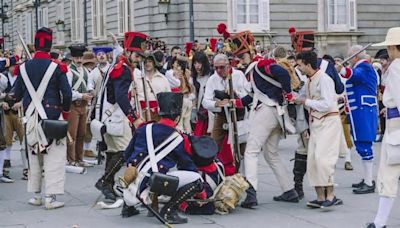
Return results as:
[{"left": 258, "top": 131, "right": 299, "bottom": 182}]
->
[
  {"left": 84, "top": 150, "right": 96, "bottom": 158},
  {"left": 344, "top": 162, "right": 353, "bottom": 171}
]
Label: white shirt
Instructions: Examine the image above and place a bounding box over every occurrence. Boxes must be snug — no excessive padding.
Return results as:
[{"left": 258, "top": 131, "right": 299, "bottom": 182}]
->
[
  {"left": 88, "top": 62, "right": 111, "bottom": 92},
  {"left": 0, "top": 73, "right": 8, "bottom": 93},
  {"left": 202, "top": 68, "right": 250, "bottom": 113},
  {"left": 304, "top": 70, "right": 337, "bottom": 113},
  {"left": 383, "top": 58, "right": 400, "bottom": 110},
  {"left": 164, "top": 69, "right": 181, "bottom": 88},
  {"left": 134, "top": 70, "right": 171, "bottom": 101}
]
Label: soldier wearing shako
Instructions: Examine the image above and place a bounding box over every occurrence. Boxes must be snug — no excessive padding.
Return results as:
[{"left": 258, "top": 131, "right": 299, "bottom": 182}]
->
[
  {"left": 66, "top": 44, "right": 93, "bottom": 167},
  {"left": 94, "top": 32, "right": 140, "bottom": 202},
  {"left": 217, "top": 23, "right": 255, "bottom": 75},
  {"left": 13, "top": 27, "right": 72, "bottom": 209},
  {"left": 122, "top": 92, "right": 203, "bottom": 224}
]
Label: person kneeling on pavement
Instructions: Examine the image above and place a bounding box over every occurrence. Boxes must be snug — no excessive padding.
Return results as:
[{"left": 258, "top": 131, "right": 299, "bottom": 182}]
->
[{"left": 121, "top": 92, "right": 203, "bottom": 224}]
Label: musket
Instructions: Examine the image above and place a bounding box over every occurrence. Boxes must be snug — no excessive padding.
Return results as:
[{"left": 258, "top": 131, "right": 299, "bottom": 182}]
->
[
  {"left": 340, "top": 43, "right": 372, "bottom": 65},
  {"left": 227, "top": 71, "right": 241, "bottom": 173},
  {"left": 140, "top": 61, "right": 151, "bottom": 121},
  {"left": 17, "top": 32, "right": 32, "bottom": 60},
  {"left": 131, "top": 71, "right": 143, "bottom": 119},
  {"left": 16, "top": 31, "right": 32, "bottom": 171}
]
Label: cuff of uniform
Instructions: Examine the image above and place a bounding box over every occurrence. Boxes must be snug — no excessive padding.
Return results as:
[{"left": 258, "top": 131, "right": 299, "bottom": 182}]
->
[{"left": 235, "top": 98, "right": 243, "bottom": 108}]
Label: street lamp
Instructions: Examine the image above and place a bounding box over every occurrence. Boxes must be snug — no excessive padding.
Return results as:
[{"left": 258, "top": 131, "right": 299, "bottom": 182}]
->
[
  {"left": 0, "top": 0, "right": 9, "bottom": 51},
  {"left": 33, "top": 0, "right": 40, "bottom": 31},
  {"left": 158, "top": 0, "right": 170, "bottom": 24}
]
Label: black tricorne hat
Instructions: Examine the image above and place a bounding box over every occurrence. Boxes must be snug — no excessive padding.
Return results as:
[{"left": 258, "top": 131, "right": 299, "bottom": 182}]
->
[
  {"left": 157, "top": 92, "right": 183, "bottom": 116},
  {"left": 191, "top": 136, "right": 218, "bottom": 167},
  {"left": 68, "top": 44, "right": 87, "bottom": 57}
]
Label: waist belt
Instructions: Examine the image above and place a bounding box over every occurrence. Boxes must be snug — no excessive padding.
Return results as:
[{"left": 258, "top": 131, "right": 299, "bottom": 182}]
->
[
  {"left": 387, "top": 107, "right": 400, "bottom": 119},
  {"left": 310, "top": 112, "right": 339, "bottom": 121}
]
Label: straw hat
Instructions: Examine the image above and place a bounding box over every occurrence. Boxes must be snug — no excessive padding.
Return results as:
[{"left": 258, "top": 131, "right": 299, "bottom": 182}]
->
[{"left": 372, "top": 27, "right": 400, "bottom": 46}]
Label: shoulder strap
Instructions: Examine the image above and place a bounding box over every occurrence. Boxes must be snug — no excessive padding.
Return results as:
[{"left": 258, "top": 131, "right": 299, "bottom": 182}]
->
[
  {"left": 20, "top": 62, "right": 58, "bottom": 120},
  {"left": 254, "top": 65, "right": 282, "bottom": 88},
  {"left": 71, "top": 68, "right": 87, "bottom": 91},
  {"left": 320, "top": 59, "right": 329, "bottom": 73},
  {"left": 146, "top": 123, "right": 159, "bottom": 172},
  {"left": 139, "top": 126, "right": 183, "bottom": 174}
]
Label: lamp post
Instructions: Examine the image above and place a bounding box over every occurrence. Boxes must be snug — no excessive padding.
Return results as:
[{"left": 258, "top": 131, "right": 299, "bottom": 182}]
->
[
  {"left": 34, "top": 0, "right": 40, "bottom": 31},
  {"left": 0, "top": 0, "right": 8, "bottom": 51},
  {"left": 158, "top": 0, "right": 170, "bottom": 24}
]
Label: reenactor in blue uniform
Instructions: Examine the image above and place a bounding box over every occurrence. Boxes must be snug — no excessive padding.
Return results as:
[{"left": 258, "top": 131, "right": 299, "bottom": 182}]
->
[
  {"left": 94, "top": 32, "right": 142, "bottom": 202},
  {"left": 122, "top": 92, "right": 203, "bottom": 224},
  {"left": 340, "top": 45, "right": 378, "bottom": 194},
  {"left": 13, "top": 27, "right": 72, "bottom": 209}
]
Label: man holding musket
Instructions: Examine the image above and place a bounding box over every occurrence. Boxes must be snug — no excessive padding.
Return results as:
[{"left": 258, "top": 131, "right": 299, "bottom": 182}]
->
[{"left": 94, "top": 32, "right": 142, "bottom": 202}]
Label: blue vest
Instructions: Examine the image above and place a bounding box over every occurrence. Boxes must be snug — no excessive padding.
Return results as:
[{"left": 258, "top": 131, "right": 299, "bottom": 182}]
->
[{"left": 345, "top": 61, "right": 378, "bottom": 142}]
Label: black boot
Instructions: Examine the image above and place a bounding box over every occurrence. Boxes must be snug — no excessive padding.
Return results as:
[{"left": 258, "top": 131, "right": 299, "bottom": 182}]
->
[
  {"left": 273, "top": 189, "right": 299, "bottom": 203},
  {"left": 160, "top": 179, "right": 203, "bottom": 224},
  {"left": 293, "top": 153, "right": 307, "bottom": 200},
  {"left": 3, "top": 159, "right": 10, "bottom": 168},
  {"left": 95, "top": 152, "right": 124, "bottom": 201},
  {"left": 121, "top": 202, "right": 140, "bottom": 218},
  {"left": 241, "top": 183, "right": 258, "bottom": 209}
]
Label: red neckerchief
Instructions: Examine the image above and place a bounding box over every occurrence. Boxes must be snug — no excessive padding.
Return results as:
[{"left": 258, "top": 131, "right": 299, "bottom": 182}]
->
[
  {"left": 33, "top": 51, "right": 51, "bottom": 59},
  {"left": 158, "top": 118, "right": 177, "bottom": 128}
]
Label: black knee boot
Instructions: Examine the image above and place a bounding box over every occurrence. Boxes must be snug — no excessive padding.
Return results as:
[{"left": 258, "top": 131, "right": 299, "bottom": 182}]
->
[
  {"left": 121, "top": 202, "right": 140, "bottom": 218},
  {"left": 293, "top": 153, "right": 307, "bottom": 200},
  {"left": 241, "top": 182, "right": 258, "bottom": 209},
  {"left": 95, "top": 151, "right": 125, "bottom": 201},
  {"left": 160, "top": 179, "right": 203, "bottom": 224}
]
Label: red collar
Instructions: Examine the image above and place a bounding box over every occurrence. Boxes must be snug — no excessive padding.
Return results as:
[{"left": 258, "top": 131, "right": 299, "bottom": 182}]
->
[
  {"left": 33, "top": 51, "right": 51, "bottom": 59},
  {"left": 159, "top": 118, "right": 177, "bottom": 128}
]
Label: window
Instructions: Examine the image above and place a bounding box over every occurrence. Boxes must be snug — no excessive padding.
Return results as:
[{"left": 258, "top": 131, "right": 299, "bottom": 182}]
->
[
  {"left": 118, "top": 0, "right": 134, "bottom": 35},
  {"left": 25, "top": 12, "right": 33, "bottom": 43},
  {"left": 92, "top": 0, "right": 106, "bottom": 39},
  {"left": 56, "top": 0, "right": 65, "bottom": 44},
  {"left": 38, "top": 7, "right": 49, "bottom": 28},
  {"left": 71, "top": 0, "right": 84, "bottom": 42},
  {"left": 326, "top": 0, "right": 357, "bottom": 31},
  {"left": 232, "top": 0, "right": 270, "bottom": 32}
]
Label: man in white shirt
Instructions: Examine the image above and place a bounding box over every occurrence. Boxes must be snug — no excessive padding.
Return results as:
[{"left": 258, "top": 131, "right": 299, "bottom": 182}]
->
[
  {"left": 294, "top": 51, "right": 343, "bottom": 209},
  {"left": 133, "top": 53, "right": 170, "bottom": 121},
  {"left": 367, "top": 27, "right": 400, "bottom": 228},
  {"left": 202, "top": 53, "right": 250, "bottom": 176},
  {"left": 85, "top": 47, "right": 113, "bottom": 158}
]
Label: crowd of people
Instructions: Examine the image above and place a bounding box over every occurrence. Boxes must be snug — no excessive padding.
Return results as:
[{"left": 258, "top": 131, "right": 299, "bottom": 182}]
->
[{"left": 0, "top": 23, "right": 399, "bottom": 228}]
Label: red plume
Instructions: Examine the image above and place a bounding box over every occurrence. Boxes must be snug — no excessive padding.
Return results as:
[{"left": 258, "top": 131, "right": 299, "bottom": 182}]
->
[
  {"left": 210, "top": 38, "right": 217, "bottom": 52},
  {"left": 217, "top": 23, "right": 227, "bottom": 34},
  {"left": 288, "top": 27, "right": 296, "bottom": 34},
  {"left": 217, "top": 23, "right": 231, "bottom": 39},
  {"left": 185, "top": 42, "right": 193, "bottom": 56}
]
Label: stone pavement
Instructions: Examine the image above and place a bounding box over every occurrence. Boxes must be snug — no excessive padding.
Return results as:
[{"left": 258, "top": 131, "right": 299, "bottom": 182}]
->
[{"left": 1, "top": 136, "right": 400, "bottom": 228}]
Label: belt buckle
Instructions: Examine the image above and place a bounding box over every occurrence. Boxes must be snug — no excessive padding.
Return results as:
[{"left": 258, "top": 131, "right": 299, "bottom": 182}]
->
[{"left": 105, "top": 109, "right": 112, "bottom": 116}]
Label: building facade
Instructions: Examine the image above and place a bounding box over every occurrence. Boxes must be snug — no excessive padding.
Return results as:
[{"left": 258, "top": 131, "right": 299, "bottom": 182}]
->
[{"left": 0, "top": 0, "right": 398, "bottom": 57}]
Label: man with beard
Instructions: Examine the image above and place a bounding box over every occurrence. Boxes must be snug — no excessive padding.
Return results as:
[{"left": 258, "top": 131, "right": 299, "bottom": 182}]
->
[
  {"left": 66, "top": 45, "right": 93, "bottom": 167},
  {"left": 94, "top": 32, "right": 143, "bottom": 202},
  {"left": 86, "top": 47, "right": 113, "bottom": 158}
]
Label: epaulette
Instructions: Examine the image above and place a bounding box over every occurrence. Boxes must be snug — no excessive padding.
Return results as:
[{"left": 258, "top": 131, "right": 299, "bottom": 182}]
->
[
  {"left": 13, "top": 64, "right": 20, "bottom": 76},
  {"left": 109, "top": 60, "right": 125, "bottom": 79},
  {"left": 52, "top": 59, "right": 68, "bottom": 73}
]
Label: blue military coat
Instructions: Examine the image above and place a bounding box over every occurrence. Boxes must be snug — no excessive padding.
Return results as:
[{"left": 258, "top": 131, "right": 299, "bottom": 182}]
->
[
  {"left": 13, "top": 51, "right": 72, "bottom": 120},
  {"left": 345, "top": 60, "right": 378, "bottom": 142}
]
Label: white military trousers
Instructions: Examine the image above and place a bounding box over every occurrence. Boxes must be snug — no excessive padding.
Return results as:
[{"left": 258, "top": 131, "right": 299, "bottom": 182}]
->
[{"left": 244, "top": 104, "right": 292, "bottom": 192}]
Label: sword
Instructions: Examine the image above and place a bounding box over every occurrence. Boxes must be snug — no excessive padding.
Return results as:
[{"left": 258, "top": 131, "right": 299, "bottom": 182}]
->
[
  {"left": 17, "top": 32, "right": 32, "bottom": 60},
  {"left": 340, "top": 43, "right": 372, "bottom": 65}
]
